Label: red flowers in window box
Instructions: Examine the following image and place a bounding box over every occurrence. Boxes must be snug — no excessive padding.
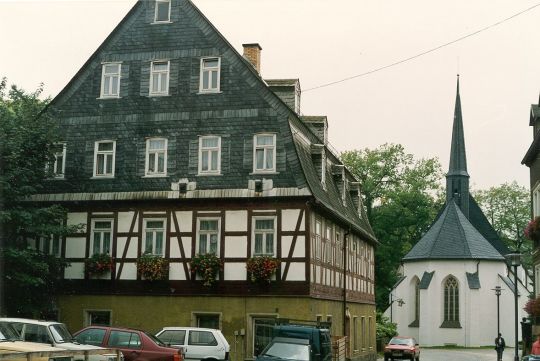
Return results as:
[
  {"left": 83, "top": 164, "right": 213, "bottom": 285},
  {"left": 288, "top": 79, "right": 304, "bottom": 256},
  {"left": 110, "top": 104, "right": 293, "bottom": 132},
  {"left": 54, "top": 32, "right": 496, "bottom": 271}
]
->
[
  {"left": 190, "top": 253, "right": 223, "bottom": 287},
  {"left": 85, "top": 253, "right": 113, "bottom": 277},
  {"left": 524, "top": 217, "right": 540, "bottom": 242},
  {"left": 524, "top": 297, "right": 540, "bottom": 317},
  {"left": 246, "top": 256, "right": 280, "bottom": 284},
  {"left": 137, "top": 253, "right": 169, "bottom": 281}
]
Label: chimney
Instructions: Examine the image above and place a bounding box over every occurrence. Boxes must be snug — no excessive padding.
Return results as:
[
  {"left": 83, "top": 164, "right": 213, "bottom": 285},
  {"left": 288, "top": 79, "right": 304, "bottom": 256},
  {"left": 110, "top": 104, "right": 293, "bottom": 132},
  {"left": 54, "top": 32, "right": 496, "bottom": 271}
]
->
[{"left": 242, "top": 43, "right": 262, "bottom": 73}]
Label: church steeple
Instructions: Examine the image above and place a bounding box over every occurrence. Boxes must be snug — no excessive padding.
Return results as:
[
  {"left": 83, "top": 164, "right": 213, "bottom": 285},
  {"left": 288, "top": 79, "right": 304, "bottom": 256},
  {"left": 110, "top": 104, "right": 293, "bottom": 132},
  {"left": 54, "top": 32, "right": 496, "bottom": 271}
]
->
[{"left": 446, "top": 75, "right": 470, "bottom": 218}]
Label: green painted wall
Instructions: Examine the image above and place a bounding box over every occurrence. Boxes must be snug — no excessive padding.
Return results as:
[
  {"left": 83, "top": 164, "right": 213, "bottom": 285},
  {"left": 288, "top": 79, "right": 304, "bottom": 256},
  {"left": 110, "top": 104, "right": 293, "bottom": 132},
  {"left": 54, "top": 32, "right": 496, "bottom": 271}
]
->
[{"left": 58, "top": 295, "right": 376, "bottom": 361}]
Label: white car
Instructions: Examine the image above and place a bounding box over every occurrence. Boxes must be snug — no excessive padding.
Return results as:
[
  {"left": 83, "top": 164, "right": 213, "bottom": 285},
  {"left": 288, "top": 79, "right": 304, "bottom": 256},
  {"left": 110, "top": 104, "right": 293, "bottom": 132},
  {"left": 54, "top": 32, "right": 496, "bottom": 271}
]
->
[
  {"left": 0, "top": 318, "right": 121, "bottom": 361},
  {"left": 155, "top": 327, "right": 229, "bottom": 361}
]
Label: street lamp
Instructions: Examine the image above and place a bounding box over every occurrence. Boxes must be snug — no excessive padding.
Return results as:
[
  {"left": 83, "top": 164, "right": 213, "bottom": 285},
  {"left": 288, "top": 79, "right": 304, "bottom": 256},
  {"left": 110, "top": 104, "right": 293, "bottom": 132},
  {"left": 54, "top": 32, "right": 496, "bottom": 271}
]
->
[
  {"left": 506, "top": 253, "right": 522, "bottom": 361},
  {"left": 389, "top": 293, "right": 405, "bottom": 323},
  {"left": 491, "top": 286, "right": 503, "bottom": 336}
]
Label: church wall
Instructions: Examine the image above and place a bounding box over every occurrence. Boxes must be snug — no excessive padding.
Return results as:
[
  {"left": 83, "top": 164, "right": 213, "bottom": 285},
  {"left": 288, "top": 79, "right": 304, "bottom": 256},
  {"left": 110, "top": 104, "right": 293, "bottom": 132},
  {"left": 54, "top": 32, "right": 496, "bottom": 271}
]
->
[{"left": 390, "top": 260, "right": 527, "bottom": 347}]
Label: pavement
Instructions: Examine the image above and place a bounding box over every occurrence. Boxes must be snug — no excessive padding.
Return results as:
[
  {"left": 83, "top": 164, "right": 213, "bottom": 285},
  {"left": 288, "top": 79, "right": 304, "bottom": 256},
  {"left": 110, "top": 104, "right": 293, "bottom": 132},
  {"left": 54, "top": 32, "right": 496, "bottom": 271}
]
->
[{"left": 378, "top": 348, "right": 520, "bottom": 361}]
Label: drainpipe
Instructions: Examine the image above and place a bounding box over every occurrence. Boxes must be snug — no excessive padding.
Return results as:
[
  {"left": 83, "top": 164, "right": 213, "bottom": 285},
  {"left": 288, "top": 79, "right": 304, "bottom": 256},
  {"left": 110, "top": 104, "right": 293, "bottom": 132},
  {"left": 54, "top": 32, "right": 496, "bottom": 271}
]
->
[{"left": 343, "top": 228, "right": 350, "bottom": 337}]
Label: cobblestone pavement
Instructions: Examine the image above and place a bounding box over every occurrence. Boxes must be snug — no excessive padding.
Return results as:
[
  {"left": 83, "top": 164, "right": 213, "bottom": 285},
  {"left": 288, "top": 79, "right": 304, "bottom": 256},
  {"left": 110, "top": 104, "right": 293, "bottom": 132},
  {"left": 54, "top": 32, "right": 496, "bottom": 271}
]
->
[{"left": 378, "top": 348, "right": 519, "bottom": 361}]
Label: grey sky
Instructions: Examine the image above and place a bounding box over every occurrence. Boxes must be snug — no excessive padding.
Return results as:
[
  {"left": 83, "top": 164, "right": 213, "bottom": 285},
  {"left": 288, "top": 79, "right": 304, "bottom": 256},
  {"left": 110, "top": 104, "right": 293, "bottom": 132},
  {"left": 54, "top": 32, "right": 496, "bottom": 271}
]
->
[{"left": 1, "top": 0, "right": 539, "bottom": 190}]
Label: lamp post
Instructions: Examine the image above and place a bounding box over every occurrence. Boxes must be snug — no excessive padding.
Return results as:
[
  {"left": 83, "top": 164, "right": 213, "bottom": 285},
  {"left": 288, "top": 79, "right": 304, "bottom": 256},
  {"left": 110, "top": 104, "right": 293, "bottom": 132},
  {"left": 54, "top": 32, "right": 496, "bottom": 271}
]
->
[
  {"left": 492, "top": 286, "right": 503, "bottom": 336},
  {"left": 389, "top": 293, "right": 405, "bottom": 324},
  {"left": 506, "top": 253, "right": 522, "bottom": 361}
]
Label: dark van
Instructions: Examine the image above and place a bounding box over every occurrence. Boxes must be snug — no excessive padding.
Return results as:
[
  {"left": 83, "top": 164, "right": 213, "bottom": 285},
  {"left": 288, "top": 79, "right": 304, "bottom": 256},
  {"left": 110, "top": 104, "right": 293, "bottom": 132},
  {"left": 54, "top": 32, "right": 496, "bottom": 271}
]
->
[{"left": 270, "top": 319, "right": 332, "bottom": 361}]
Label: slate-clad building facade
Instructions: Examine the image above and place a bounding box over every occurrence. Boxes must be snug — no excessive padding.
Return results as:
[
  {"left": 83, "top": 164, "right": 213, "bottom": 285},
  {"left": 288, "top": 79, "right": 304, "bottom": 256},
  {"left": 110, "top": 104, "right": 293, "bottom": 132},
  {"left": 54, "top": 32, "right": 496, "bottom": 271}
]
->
[
  {"left": 33, "top": 1, "right": 377, "bottom": 360},
  {"left": 386, "top": 77, "right": 531, "bottom": 347}
]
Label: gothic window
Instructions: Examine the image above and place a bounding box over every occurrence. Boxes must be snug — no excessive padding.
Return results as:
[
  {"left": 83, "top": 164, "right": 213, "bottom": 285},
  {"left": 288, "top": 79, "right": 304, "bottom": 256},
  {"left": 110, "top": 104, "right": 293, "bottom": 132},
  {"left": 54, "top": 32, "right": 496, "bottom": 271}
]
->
[{"left": 441, "top": 276, "right": 460, "bottom": 328}]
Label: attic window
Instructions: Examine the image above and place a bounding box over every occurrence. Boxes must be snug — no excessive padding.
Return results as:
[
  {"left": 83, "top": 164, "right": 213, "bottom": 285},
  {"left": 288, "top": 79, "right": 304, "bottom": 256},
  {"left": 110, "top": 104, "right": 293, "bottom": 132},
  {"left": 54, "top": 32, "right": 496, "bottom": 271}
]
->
[
  {"left": 154, "top": 0, "right": 171, "bottom": 23},
  {"left": 199, "top": 57, "right": 221, "bottom": 93},
  {"left": 100, "top": 63, "right": 121, "bottom": 98}
]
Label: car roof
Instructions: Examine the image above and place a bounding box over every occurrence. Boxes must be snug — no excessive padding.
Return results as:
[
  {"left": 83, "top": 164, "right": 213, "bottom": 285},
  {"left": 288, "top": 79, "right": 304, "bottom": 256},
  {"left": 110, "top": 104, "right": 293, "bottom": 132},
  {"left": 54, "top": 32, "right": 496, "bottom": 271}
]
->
[
  {"left": 159, "top": 327, "right": 222, "bottom": 333},
  {"left": 0, "top": 318, "right": 61, "bottom": 327},
  {"left": 271, "top": 337, "right": 310, "bottom": 345},
  {"left": 81, "top": 325, "right": 146, "bottom": 333}
]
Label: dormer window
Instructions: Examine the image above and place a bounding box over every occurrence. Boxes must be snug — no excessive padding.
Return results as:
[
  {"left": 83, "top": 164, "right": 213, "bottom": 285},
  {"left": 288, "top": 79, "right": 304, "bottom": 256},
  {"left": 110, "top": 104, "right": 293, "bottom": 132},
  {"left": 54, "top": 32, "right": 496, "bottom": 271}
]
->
[
  {"left": 253, "top": 134, "right": 276, "bottom": 173},
  {"left": 199, "top": 57, "right": 220, "bottom": 93},
  {"left": 149, "top": 61, "right": 170, "bottom": 96},
  {"left": 100, "top": 63, "right": 121, "bottom": 98},
  {"left": 154, "top": 0, "right": 171, "bottom": 23}
]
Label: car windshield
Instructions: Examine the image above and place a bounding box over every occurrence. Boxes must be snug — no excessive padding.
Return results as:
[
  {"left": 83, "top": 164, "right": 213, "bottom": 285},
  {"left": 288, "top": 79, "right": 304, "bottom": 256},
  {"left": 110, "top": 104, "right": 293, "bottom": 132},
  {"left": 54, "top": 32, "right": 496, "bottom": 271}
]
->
[
  {"left": 0, "top": 324, "right": 21, "bottom": 341},
  {"left": 49, "top": 324, "right": 74, "bottom": 343},
  {"left": 389, "top": 338, "right": 414, "bottom": 346},
  {"left": 263, "top": 342, "right": 309, "bottom": 361},
  {"left": 145, "top": 332, "right": 166, "bottom": 346}
]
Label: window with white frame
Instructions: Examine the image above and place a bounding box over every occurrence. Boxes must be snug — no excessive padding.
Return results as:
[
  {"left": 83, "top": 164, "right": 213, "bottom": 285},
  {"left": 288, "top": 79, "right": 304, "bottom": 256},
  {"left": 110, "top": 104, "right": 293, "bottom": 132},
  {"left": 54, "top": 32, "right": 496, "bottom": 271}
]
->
[
  {"left": 145, "top": 138, "right": 167, "bottom": 176},
  {"left": 93, "top": 141, "right": 115, "bottom": 177},
  {"left": 199, "top": 136, "right": 221, "bottom": 174},
  {"left": 143, "top": 219, "right": 165, "bottom": 256},
  {"left": 154, "top": 0, "right": 171, "bottom": 23},
  {"left": 253, "top": 218, "right": 275, "bottom": 256},
  {"left": 533, "top": 184, "right": 540, "bottom": 217},
  {"left": 199, "top": 57, "right": 220, "bottom": 93},
  {"left": 48, "top": 143, "right": 66, "bottom": 178},
  {"left": 197, "top": 218, "right": 220, "bottom": 255},
  {"left": 39, "top": 234, "right": 62, "bottom": 257},
  {"left": 253, "top": 134, "right": 276, "bottom": 172},
  {"left": 100, "top": 63, "right": 121, "bottom": 98},
  {"left": 91, "top": 220, "right": 113, "bottom": 256},
  {"left": 150, "top": 61, "right": 170, "bottom": 96}
]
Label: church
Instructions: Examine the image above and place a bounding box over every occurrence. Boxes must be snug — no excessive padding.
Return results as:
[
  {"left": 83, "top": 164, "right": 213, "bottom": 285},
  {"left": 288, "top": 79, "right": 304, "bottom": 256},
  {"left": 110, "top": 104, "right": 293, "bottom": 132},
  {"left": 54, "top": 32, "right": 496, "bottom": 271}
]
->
[{"left": 385, "top": 77, "right": 531, "bottom": 347}]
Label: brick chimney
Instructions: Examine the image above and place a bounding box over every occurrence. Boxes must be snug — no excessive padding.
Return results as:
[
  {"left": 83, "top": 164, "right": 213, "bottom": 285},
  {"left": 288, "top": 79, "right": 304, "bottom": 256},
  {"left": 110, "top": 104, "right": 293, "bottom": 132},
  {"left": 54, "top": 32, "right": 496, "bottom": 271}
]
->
[{"left": 242, "top": 43, "right": 262, "bottom": 73}]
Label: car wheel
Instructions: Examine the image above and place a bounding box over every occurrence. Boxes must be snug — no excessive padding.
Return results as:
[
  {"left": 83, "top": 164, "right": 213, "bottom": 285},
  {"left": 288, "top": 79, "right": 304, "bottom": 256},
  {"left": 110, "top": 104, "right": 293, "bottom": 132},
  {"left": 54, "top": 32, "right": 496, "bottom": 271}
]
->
[{"left": 416, "top": 355, "right": 420, "bottom": 361}]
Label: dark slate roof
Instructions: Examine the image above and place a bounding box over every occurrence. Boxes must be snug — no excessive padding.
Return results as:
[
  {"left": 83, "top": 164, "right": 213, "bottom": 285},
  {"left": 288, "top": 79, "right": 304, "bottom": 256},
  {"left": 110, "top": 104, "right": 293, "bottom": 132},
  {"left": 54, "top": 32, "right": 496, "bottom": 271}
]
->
[
  {"left": 419, "top": 271, "right": 434, "bottom": 289},
  {"left": 522, "top": 128, "right": 540, "bottom": 166},
  {"left": 265, "top": 79, "right": 299, "bottom": 87},
  {"left": 393, "top": 276, "right": 407, "bottom": 289},
  {"left": 530, "top": 104, "right": 540, "bottom": 126},
  {"left": 466, "top": 272, "right": 481, "bottom": 289},
  {"left": 468, "top": 195, "right": 509, "bottom": 255},
  {"left": 447, "top": 76, "right": 469, "bottom": 177},
  {"left": 403, "top": 201, "right": 505, "bottom": 261}
]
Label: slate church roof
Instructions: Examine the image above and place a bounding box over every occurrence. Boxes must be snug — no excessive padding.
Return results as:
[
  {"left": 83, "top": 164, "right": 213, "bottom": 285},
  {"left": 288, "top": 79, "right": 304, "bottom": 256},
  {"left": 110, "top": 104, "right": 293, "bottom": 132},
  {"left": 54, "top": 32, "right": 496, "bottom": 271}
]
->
[{"left": 403, "top": 76, "right": 507, "bottom": 262}]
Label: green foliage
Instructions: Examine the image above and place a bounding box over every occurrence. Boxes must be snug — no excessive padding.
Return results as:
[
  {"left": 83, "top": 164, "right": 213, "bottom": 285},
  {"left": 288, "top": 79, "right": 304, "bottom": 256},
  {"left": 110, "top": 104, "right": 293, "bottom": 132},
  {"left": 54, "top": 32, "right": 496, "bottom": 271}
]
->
[
  {"left": 137, "top": 253, "right": 169, "bottom": 281},
  {"left": 342, "top": 144, "right": 444, "bottom": 311},
  {"left": 376, "top": 311, "right": 397, "bottom": 340},
  {"left": 85, "top": 253, "right": 113, "bottom": 276},
  {"left": 4, "top": 248, "right": 68, "bottom": 318},
  {"left": 190, "top": 253, "right": 223, "bottom": 287},
  {"left": 473, "top": 181, "right": 531, "bottom": 255},
  {"left": 0, "top": 79, "right": 73, "bottom": 317}
]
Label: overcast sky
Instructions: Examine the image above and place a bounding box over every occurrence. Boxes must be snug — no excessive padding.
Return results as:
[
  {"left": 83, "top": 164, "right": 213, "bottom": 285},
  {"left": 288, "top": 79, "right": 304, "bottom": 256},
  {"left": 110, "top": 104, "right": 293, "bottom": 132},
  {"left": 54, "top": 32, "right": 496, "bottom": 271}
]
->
[{"left": 1, "top": 0, "right": 539, "bottom": 190}]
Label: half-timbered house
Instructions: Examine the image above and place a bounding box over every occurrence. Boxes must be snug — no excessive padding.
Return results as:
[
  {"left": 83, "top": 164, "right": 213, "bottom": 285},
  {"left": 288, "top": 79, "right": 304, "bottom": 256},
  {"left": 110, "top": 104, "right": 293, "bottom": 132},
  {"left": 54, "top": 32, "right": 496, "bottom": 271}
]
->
[{"left": 33, "top": 1, "right": 377, "bottom": 360}]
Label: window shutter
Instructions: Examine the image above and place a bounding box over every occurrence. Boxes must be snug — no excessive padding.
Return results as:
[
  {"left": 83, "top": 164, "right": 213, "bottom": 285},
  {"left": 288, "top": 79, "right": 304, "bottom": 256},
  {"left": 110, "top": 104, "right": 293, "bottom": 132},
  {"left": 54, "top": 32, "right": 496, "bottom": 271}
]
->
[
  {"left": 276, "top": 144, "right": 286, "bottom": 172},
  {"left": 221, "top": 137, "right": 230, "bottom": 173},
  {"left": 243, "top": 137, "right": 253, "bottom": 170},
  {"left": 188, "top": 139, "right": 199, "bottom": 175},
  {"left": 140, "top": 62, "right": 150, "bottom": 97},
  {"left": 168, "top": 60, "right": 178, "bottom": 96},
  {"left": 120, "top": 64, "right": 129, "bottom": 97}
]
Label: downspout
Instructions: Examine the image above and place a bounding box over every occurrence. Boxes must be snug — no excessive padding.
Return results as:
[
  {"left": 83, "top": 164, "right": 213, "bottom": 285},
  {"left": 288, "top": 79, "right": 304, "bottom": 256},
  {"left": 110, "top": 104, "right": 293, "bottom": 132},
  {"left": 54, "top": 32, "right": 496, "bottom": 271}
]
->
[{"left": 343, "top": 227, "right": 350, "bottom": 337}]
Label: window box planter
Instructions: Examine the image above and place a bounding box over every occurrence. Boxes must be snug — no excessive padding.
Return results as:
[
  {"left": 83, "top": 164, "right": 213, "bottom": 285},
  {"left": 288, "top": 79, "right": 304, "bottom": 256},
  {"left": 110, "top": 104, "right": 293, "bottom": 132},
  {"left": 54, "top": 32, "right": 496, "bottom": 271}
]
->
[
  {"left": 246, "top": 256, "right": 280, "bottom": 284},
  {"left": 525, "top": 217, "right": 540, "bottom": 243},
  {"left": 85, "top": 253, "right": 113, "bottom": 279},
  {"left": 137, "top": 253, "right": 169, "bottom": 281},
  {"left": 189, "top": 253, "right": 222, "bottom": 287}
]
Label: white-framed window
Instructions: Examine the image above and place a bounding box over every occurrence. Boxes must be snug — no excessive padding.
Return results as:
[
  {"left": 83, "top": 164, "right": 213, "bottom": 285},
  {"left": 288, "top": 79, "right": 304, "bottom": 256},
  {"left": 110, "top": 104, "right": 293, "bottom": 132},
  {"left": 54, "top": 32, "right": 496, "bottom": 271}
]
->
[
  {"left": 149, "top": 60, "right": 170, "bottom": 96},
  {"left": 154, "top": 0, "right": 171, "bottom": 23},
  {"left": 100, "top": 63, "right": 121, "bottom": 98},
  {"left": 198, "top": 136, "right": 221, "bottom": 174},
  {"left": 91, "top": 220, "right": 113, "bottom": 256},
  {"left": 253, "top": 134, "right": 276, "bottom": 173},
  {"left": 48, "top": 143, "right": 66, "bottom": 178},
  {"left": 199, "top": 57, "right": 220, "bottom": 93},
  {"left": 197, "top": 218, "right": 220, "bottom": 255},
  {"left": 93, "top": 140, "right": 116, "bottom": 177},
  {"left": 533, "top": 183, "right": 540, "bottom": 217},
  {"left": 39, "top": 234, "right": 62, "bottom": 257},
  {"left": 84, "top": 310, "right": 112, "bottom": 327},
  {"left": 145, "top": 138, "right": 167, "bottom": 176},
  {"left": 143, "top": 219, "right": 165, "bottom": 256},
  {"left": 252, "top": 217, "right": 276, "bottom": 256}
]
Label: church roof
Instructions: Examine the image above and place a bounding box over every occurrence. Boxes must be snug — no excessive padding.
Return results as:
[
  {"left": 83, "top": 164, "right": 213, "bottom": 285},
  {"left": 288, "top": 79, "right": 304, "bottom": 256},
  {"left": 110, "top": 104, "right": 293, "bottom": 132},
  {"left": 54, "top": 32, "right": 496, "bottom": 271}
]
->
[
  {"left": 447, "top": 76, "right": 469, "bottom": 177},
  {"left": 468, "top": 195, "right": 509, "bottom": 255},
  {"left": 466, "top": 272, "right": 481, "bottom": 289},
  {"left": 419, "top": 271, "right": 435, "bottom": 289},
  {"left": 403, "top": 200, "right": 505, "bottom": 261}
]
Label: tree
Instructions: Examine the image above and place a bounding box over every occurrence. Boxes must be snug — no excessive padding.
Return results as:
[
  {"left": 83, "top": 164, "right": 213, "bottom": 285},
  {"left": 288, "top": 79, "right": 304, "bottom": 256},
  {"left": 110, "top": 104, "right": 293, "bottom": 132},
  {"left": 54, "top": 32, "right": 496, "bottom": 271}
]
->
[
  {"left": 0, "top": 79, "right": 72, "bottom": 317},
  {"left": 342, "top": 144, "right": 444, "bottom": 311},
  {"left": 473, "top": 181, "right": 531, "bottom": 261}
]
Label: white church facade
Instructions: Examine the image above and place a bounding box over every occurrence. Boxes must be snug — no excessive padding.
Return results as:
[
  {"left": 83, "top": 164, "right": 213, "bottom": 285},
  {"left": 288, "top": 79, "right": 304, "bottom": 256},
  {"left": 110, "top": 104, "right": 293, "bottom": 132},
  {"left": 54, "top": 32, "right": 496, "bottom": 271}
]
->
[{"left": 385, "top": 77, "right": 532, "bottom": 347}]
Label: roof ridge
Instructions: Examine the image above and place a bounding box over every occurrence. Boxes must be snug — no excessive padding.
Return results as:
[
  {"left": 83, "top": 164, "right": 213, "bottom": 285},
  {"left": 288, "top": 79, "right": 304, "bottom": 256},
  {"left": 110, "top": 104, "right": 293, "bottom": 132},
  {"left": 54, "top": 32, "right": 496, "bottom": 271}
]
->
[{"left": 451, "top": 201, "right": 473, "bottom": 257}]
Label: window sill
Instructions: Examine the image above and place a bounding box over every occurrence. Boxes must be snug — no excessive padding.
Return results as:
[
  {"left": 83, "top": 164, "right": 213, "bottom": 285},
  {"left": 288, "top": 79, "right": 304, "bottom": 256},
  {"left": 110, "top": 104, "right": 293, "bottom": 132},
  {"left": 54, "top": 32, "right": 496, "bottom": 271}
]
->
[
  {"left": 440, "top": 321, "right": 461, "bottom": 328},
  {"left": 143, "top": 174, "right": 168, "bottom": 178},
  {"left": 97, "top": 96, "right": 121, "bottom": 100},
  {"left": 151, "top": 21, "right": 173, "bottom": 25},
  {"left": 197, "top": 173, "right": 222, "bottom": 176},
  {"left": 149, "top": 93, "right": 170, "bottom": 97},
  {"left": 197, "top": 90, "right": 222, "bottom": 95},
  {"left": 91, "top": 176, "right": 115, "bottom": 179},
  {"left": 46, "top": 176, "right": 66, "bottom": 180},
  {"left": 250, "top": 171, "right": 279, "bottom": 175}
]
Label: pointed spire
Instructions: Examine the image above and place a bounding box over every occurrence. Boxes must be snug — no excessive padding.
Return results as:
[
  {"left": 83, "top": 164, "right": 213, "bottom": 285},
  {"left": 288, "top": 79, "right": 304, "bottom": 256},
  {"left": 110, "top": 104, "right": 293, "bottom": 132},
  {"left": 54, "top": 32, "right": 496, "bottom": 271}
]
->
[
  {"left": 446, "top": 74, "right": 470, "bottom": 218},
  {"left": 448, "top": 74, "right": 469, "bottom": 177}
]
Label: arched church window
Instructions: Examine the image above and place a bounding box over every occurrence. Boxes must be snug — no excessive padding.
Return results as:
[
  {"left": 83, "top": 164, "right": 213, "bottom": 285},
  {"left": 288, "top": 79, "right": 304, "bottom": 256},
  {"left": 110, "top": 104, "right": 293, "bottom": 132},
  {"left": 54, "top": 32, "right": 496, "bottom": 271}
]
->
[
  {"left": 441, "top": 276, "right": 460, "bottom": 328},
  {"left": 409, "top": 277, "right": 420, "bottom": 327}
]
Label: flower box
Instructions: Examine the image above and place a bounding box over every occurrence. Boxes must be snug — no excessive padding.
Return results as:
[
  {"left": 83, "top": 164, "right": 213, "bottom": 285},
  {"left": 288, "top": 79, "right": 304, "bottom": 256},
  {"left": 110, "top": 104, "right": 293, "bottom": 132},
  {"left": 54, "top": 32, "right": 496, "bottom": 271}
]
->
[
  {"left": 524, "top": 217, "right": 540, "bottom": 243},
  {"left": 137, "top": 253, "right": 169, "bottom": 281},
  {"left": 189, "top": 253, "right": 223, "bottom": 287},
  {"left": 246, "top": 256, "right": 280, "bottom": 284},
  {"left": 85, "top": 253, "right": 113, "bottom": 279}
]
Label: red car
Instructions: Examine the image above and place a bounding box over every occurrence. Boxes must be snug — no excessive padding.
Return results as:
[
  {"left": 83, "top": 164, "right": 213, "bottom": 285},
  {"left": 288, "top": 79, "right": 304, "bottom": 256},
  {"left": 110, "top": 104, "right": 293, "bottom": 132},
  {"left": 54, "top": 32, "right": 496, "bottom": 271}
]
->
[
  {"left": 74, "top": 326, "right": 183, "bottom": 361},
  {"left": 383, "top": 336, "right": 420, "bottom": 361}
]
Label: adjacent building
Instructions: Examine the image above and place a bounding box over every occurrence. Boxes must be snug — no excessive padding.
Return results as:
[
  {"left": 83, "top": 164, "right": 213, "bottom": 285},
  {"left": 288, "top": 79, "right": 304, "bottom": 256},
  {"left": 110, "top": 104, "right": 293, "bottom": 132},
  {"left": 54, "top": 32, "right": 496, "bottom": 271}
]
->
[
  {"left": 31, "top": 1, "right": 377, "bottom": 360},
  {"left": 386, "top": 77, "right": 531, "bottom": 347}
]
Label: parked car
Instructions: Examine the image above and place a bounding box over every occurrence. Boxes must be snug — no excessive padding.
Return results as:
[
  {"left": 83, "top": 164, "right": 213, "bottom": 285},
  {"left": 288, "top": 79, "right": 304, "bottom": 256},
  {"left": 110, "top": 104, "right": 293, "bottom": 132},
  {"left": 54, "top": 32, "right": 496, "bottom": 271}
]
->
[
  {"left": 269, "top": 320, "right": 331, "bottom": 361},
  {"left": 0, "top": 322, "right": 74, "bottom": 361},
  {"left": 383, "top": 336, "right": 420, "bottom": 361},
  {"left": 73, "top": 326, "right": 183, "bottom": 361},
  {"left": 155, "top": 327, "right": 229, "bottom": 361},
  {"left": 0, "top": 318, "right": 120, "bottom": 361},
  {"left": 255, "top": 337, "right": 310, "bottom": 361}
]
